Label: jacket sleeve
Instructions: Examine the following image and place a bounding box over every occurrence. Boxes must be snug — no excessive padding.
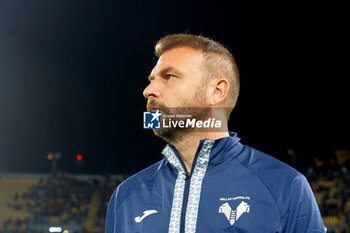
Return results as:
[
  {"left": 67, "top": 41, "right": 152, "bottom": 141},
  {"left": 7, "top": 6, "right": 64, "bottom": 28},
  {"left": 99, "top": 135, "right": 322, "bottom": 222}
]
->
[
  {"left": 284, "top": 175, "right": 326, "bottom": 233},
  {"left": 105, "top": 188, "right": 118, "bottom": 233}
]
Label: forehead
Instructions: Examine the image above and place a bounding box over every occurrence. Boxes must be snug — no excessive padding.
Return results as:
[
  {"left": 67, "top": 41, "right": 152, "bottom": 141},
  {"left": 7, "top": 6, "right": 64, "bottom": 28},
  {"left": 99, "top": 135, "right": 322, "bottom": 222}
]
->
[{"left": 151, "top": 47, "right": 205, "bottom": 75}]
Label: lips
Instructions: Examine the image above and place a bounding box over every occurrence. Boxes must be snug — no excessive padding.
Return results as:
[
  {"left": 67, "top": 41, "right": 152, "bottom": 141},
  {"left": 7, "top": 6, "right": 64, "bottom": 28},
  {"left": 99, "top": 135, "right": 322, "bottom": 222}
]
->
[
  {"left": 149, "top": 108, "right": 160, "bottom": 112},
  {"left": 147, "top": 104, "right": 161, "bottom": 112},
  {"left": 147, "top": 100, "right": 164, "bottom": 112}
]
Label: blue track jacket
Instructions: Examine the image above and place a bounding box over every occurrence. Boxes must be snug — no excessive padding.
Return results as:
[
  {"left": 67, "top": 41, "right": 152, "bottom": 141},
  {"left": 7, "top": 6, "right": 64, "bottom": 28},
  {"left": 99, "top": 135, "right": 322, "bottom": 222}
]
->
[{"left": 106, "top": 132, "right": 325, "bottom": 233}]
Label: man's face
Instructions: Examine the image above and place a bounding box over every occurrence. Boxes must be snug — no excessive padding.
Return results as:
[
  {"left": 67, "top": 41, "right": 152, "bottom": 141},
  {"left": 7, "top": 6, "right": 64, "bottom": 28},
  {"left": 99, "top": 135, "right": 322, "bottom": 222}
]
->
[
  {"left": 144, "top": 47, "right": 208, "bottom": 110},
  {"left": 143, "top": 47, "right": 211, "bottom": 141}
]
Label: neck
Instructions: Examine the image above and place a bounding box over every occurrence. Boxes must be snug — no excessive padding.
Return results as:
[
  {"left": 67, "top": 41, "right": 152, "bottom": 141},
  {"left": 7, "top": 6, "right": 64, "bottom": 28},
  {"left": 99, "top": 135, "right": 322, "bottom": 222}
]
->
[{"left": 171, "top": 131, "right": 230, "bottom": 173}]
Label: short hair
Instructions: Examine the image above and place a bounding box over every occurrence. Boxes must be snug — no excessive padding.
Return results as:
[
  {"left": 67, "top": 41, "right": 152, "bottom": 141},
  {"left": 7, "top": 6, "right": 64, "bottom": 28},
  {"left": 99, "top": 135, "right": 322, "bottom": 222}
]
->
[{"left": 154, "top": 34, "right": 240, "bottom": 120}]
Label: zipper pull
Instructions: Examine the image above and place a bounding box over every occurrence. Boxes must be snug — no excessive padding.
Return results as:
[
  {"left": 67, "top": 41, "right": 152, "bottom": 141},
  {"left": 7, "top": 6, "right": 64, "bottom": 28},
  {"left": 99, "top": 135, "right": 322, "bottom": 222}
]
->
[{"left": 184, "top": 172, "right": 191, "bottom": 180}]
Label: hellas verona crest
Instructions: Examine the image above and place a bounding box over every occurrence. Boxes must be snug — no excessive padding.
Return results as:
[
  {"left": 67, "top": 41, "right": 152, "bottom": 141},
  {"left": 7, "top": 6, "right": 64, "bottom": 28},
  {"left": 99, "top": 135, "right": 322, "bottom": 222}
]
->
[{"left": 219, "top": 196, "right": 250, "bottom": 226}]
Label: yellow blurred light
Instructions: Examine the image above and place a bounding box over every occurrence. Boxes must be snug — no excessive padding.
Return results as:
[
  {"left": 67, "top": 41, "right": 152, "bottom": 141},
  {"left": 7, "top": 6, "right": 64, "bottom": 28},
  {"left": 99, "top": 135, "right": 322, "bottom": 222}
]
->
[{"left": 63, "top": 230, "right": 69, "bottom": 233}]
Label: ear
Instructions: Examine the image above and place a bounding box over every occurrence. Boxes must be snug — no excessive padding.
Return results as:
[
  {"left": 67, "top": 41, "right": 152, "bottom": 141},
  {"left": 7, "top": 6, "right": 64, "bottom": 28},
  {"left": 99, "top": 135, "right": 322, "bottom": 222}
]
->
[{"left": 208, "top": 78, "right": 229, "bottom": 106}]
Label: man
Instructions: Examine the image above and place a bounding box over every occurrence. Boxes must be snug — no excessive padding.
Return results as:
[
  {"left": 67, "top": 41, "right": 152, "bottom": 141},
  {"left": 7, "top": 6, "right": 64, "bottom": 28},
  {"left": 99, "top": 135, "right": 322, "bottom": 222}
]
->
[{"left": 105, "top": 34, "right": 325, "bottom": 233}]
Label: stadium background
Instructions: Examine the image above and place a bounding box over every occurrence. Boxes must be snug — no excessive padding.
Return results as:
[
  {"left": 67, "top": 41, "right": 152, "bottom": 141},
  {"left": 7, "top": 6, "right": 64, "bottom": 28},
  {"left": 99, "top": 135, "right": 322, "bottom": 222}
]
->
[{"left": 0, "top": 0, "right": 349, "bottom": 232}]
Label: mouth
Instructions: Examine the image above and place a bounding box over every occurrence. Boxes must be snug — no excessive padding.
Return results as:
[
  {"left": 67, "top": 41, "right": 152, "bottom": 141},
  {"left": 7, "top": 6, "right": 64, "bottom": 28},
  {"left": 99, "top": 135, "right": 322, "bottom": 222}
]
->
[{"left": 149, "top": 108, "right": 160, "bottom": 112}]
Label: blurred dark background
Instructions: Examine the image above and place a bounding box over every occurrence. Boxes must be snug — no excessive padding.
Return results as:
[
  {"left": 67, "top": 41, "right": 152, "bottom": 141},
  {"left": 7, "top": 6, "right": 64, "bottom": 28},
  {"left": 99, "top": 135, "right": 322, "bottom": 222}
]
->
[{"left": 0, "top": 0, "right": 349, "bottom": 175}]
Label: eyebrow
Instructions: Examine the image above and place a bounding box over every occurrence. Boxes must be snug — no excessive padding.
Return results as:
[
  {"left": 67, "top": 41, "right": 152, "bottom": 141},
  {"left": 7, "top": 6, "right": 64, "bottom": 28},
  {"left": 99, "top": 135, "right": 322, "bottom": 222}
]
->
[{"left": 148, "top": 67, "right": 184, "bottom": 81}]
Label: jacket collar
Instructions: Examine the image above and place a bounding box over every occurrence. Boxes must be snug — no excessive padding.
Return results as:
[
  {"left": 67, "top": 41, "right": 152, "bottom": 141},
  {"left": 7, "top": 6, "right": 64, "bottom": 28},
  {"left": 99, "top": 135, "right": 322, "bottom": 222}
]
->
[
  {"left": 209, "top": 131, "right": 242, "bottom": 165},
  {"left": 162, "top": 131, "right": 243, "bottom": 170}
]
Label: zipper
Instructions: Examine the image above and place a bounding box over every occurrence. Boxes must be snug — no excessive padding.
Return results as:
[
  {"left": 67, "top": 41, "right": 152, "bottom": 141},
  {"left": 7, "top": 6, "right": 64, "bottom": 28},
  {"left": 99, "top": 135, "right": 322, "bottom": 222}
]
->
[
  {"left": 179, "top": 174, "right": 190, "bottom": 233},
  {"left": 178, "top": 140, "right": 205, "bottom": 233}
]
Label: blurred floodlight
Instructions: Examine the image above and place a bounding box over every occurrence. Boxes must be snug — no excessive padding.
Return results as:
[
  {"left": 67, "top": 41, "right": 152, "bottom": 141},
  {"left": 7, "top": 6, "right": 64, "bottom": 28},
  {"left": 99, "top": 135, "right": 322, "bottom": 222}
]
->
[{"left": 49, "top": 226, "right": 62, "bottom": 232}]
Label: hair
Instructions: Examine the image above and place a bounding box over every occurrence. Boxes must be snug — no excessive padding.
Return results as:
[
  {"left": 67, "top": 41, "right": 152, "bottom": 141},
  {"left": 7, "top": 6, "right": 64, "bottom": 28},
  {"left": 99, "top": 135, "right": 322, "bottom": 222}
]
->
[{"left": 154, "top": 33, "right": 240, "bottom": 120}]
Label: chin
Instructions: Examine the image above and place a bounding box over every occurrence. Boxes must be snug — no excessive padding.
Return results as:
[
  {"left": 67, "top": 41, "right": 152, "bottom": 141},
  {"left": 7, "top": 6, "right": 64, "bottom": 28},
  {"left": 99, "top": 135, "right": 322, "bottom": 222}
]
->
[
  {"left": 152, "top": 128, "right": 174, "bottom": 142},
  {"left": 152, "top": 127, "right": 193, "bottom": 143}
]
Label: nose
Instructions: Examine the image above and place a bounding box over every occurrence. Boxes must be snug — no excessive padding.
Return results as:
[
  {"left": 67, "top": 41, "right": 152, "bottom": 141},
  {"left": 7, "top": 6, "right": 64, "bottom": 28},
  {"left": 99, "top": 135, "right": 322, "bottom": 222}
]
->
[{"left": 143, "top": 82, "right": 160, "bottom": 99}]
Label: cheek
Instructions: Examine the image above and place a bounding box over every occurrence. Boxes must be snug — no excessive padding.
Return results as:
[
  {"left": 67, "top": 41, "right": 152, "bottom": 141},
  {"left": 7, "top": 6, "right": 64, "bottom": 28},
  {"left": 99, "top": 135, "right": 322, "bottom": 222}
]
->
[
  {"left": 162, "top": 79, "right": 204, "bottom": 105},
  {"left": 175, "top": 87, "right": 195, "bottom": 101},
  {"left": 164, "top": 82, "right": 189, "bottom": 96},
  {"left": 163, "top": 90, "right": 189, "bottom": 107}
]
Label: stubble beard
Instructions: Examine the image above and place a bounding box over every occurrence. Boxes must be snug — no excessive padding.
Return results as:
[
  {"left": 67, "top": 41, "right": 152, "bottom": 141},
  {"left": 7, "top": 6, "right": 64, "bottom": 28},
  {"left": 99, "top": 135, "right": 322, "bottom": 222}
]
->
[{"left": 150, "top": 86, "right": 212, "bottom": 143}]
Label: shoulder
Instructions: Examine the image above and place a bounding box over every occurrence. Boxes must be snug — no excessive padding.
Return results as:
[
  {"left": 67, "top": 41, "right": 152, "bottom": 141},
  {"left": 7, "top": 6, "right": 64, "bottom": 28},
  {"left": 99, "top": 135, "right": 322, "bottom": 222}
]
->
[
  {"left": 236, "top": 145, "right": 301, "bottom": 184},
  {"left": 235, "top": 145, "right": 310, "bottom": 213},
  {"left": 108, "top": 159, "right": 166, "bottom": 211},
  {"left": 234, "top": 146, "right": 324, "bottom": 231}
]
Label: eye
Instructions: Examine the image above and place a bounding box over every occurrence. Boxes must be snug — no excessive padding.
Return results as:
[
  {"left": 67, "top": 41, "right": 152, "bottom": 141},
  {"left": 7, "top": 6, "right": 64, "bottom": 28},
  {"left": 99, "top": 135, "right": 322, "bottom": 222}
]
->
[{"left": 165, "top": 74, "right": 176, "bottom": 79}]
